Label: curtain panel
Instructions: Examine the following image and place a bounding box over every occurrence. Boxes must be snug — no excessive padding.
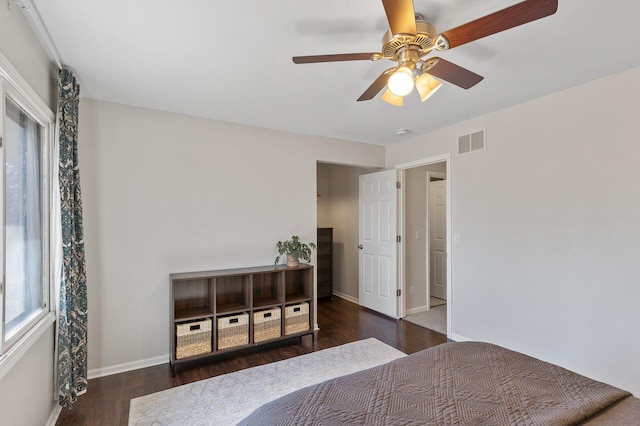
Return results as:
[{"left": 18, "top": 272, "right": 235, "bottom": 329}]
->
[{"left": 56, "top": 68, "right": 87, "bottom": 408}]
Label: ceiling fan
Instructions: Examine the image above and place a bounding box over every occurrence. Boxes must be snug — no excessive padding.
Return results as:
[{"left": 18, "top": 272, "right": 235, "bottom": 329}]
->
[{"left": 292, "top": 0, "right": 558, "bottom": 106}]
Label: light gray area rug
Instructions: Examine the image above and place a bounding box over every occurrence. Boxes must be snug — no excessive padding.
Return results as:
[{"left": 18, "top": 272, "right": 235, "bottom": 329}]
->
[
  {"left": 404, "top": 304, "right": 447, "bottom": 335},
  {"left": 129, "top": 338, "right": 406, "bottom": 425}
]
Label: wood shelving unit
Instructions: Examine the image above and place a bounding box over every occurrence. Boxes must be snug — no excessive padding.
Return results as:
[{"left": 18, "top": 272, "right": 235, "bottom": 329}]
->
[{"left": 170, "top": 264, "right": 315, "bottom": 374}]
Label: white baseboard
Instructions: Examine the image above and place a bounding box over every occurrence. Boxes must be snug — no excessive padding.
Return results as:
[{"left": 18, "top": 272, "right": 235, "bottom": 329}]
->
[
  {"left": 46, "top": 404, "right": 62, "bottom": 426},
  {"left": 332, "top": 290, "right": 359, "bottom": 305},
  {"left": 451, "top": 333, "right": 472, "bottom": 342},
  {"left": 86, "top": 303, "right": 337, "bottom": 380},
  {"left": 405, "top": 305, "right": 428, "bottom": 315},
  {"left": 46, "top": 406, "right": 61, "bottom": 426},
  {"left": 88, "top": 354, "right": 168, "bottom": 379},
  {"left": 87, "top": 295, "right": 449, "bottom": 379}
]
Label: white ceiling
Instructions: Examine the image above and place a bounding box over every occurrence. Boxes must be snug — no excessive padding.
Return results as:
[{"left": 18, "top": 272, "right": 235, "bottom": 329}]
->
[{"left": 30, "top": 0, "right": 640, "bottom": 146}]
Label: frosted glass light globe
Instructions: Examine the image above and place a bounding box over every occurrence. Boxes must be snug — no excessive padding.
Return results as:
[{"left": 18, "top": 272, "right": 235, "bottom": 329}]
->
[{"left": 388, "top": 67, "right": 415, "bottom": 97}]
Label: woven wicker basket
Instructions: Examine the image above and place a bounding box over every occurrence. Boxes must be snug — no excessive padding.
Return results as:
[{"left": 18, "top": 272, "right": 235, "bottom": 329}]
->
[
  {"left": 217, "top": 312, "right": 249, "bottom": 350},
  {"left": 176, "top": 318, "right": 212, "bottom": 359},
  {"left": 284, "top": 302, "right": 309, "bottom": 335},
  {"left": 253, "top": 307, "right": 281, "bottom": 343}
]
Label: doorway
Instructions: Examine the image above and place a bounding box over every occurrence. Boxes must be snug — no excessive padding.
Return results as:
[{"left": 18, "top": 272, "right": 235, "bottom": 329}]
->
[
  {"left": 316, "top": 162, "right": 379, "bottom": 303},
  {"left": 316, "top": 157, "right": 451, "bottom": 337},
  {"left": 398, "top": 155, "right": 451, "bottom": 337}
]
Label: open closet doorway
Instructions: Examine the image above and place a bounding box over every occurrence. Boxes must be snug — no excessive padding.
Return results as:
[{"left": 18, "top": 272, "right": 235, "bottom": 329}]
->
[
  {"left": 399, "top": 157, "right": 450, "bottom": 337},
  {"left": 316, "top": 162, "right": 379, "bottom": 304}
]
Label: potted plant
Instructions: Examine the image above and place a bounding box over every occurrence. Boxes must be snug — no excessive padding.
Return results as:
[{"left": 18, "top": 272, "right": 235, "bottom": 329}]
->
[{"left": 275, "top": 235, "right": 316, "bottom": 267}]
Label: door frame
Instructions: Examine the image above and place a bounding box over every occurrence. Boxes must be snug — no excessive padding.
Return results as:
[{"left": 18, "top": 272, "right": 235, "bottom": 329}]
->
[{"left": 397, "top": 154, "right": 452, "bottom": 338}]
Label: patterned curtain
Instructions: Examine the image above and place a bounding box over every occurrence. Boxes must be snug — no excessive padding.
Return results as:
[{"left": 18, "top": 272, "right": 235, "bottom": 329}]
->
[{"left": 57, "top": 68, "right": 88, "bottom": 408}]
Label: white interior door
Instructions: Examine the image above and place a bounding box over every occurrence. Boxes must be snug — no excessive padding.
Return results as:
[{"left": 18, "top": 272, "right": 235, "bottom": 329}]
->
[
  {"left": 358, "top": 169, "right": 398, "bottom": 318},
  {"left": 429, "top": 179, "right": 447, "bottom": 300}
]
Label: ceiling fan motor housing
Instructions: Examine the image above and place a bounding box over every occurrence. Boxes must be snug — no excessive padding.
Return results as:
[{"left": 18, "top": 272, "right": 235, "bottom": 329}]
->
[{"left": 382, "top": 21, "right": 436, "bottom": 61}]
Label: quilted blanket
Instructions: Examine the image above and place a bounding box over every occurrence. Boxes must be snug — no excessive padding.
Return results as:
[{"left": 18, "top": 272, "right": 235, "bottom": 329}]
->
[{"left": 239, "top": 342, "right": 631, "bottom": 425}]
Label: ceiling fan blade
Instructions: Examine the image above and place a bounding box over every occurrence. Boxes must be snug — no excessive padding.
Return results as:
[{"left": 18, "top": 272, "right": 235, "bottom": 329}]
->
[
  {"left": 292, "top": 53, "right": 377, "bottom": 64},
  {"left": 441, "top": 0, "right": 558, "bottom": 49},
  {"left": 382, "top": 0, "right": 417, "bottom": 36},
  {"left": 357, "top": 68, "right": 395, "bottom": 102},
  {"left": 426, "top": 58, "right": 483, "bottom": 89}
]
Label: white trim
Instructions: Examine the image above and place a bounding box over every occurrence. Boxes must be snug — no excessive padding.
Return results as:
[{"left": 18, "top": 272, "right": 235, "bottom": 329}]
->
[
  {"left": 424, "top": 172, "right": 431, "bottom": 310},
  {"left": 450, "top": 333, "right": 473, "bottom": 342},
  {"left": 405, "top": 305, "right": 428, "bottom": 315},
  {"left": 332, "top": 291, "right": 359, "bottom": 305},
  {"left": 0, "top": 50, "right": 55, "bottom": 122},
  {"left": 0, "top": 31, "right": 60, "bottom": 422},
  {"left": 397, "top": 168, "right": 405, "bottom": 318},
  {"left": 395, "top": 154, "right": 452, "bottom": 340},
  {"left": 14, "top": 0, "right": 63, "bottom": 69},
  {"left": 0, "top": 312, "right": 55, "bottom": 380},
  {"left": 1, "top": 53, "right": 56, "bottom": 365},
  {"left": 45, "top": 405, "right": 62, "bottom": 426},
  {"left": 394, "top": 154, "right": 450, "bottom": 171},
  {"left": 88, "top": 354, "right": 168, "bottom": 379},
  {"left": 2, "top": 84, "right": 54, "bottom": 350}
]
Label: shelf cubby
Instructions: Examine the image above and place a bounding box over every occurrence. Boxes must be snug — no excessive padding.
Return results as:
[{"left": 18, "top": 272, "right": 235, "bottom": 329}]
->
[
  {"left": 216, "top": 275, "right": 251, "bottom": 314},
  {"left": 253, "top": 271, "right": 282, "bottom": 308},
  {"left": 284, "top": 268, "right": 313, "bottom": 303},
  {"left": 173, "top": 278, "right": 213, "bottom": 321}
]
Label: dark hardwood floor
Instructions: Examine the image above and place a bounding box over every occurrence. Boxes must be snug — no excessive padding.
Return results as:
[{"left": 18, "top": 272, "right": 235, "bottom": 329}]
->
[{"left": 56, "top": 297, "right": 447, "bottom": 425}]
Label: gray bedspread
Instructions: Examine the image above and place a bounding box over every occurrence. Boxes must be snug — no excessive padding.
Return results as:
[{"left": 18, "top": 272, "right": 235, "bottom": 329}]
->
[{"left": 239, "top": 342, "right": 632, "bottom": 425}]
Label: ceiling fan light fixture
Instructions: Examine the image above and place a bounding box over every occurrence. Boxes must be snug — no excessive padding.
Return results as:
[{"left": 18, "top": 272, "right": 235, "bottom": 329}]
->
[
  {"left": 294, "top": 0, "right": 559, "bottom": 106},
  {"left": 415, "top": 72, "right": 443, "bottom": 102},
  {"left": 381, "top": 89, "right": 404, "bottom": 106},
  {"left": 387, "top": 66, "right": 415, "bottom": 97}
]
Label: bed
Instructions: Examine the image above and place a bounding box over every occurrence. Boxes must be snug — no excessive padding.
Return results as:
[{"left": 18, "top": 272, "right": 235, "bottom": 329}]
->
[{"left": 239, "top": 341, "right": 640, "bottom": 425}]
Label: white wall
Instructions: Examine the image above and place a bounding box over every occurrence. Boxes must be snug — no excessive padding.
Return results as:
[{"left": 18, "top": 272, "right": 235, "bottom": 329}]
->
[
  {"left": 0, "top": 329, "right": 56, "bottom": 426},
  {"left": 0, "top": 4, "right": 56, "bottom": 108},
  {"left": 0, "top": 5, "right": 58, "bottom": 426},
  {"left": 78, "top": 99, "right": 384, "bottom": 374},
  {"left": 386, "top": 66, "right": 640, "bottom": 396}
]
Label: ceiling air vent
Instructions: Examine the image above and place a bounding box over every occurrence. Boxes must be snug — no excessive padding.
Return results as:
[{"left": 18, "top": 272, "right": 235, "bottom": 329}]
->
[{"left": 458, "top": 130, "right": 486, "bottom": 155}]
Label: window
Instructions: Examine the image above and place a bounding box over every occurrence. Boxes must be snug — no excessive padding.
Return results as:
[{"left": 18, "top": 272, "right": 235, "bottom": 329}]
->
[{"left": 0, "top": 80, "right": 52, "bottom": 355}]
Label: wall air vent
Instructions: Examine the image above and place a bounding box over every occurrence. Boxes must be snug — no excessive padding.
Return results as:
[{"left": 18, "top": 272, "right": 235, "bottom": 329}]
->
[{"left": 458, "top": 129, "right": 486, "bottom": 155}]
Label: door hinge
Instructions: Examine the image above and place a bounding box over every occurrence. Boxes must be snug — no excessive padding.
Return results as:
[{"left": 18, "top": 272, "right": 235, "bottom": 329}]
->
[
  {"left": 396, "top": 235, "right": 401, "bottom": 243},
  {"left": 396, "top": 289, "right": 401, "bottom": 297},
  {"left": 396, "top": 181, "right": 401, "bottom": 189}
]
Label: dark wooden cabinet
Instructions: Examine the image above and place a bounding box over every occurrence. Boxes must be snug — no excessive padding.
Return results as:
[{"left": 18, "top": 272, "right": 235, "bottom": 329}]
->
[{"left": 317, "top": 228, "right": 333, "bottom": 299}]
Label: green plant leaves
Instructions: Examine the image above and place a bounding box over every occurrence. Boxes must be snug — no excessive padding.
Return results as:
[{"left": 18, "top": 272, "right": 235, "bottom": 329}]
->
[{"left": 274, "top": 235, "right": 316, "bottom": 265}]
